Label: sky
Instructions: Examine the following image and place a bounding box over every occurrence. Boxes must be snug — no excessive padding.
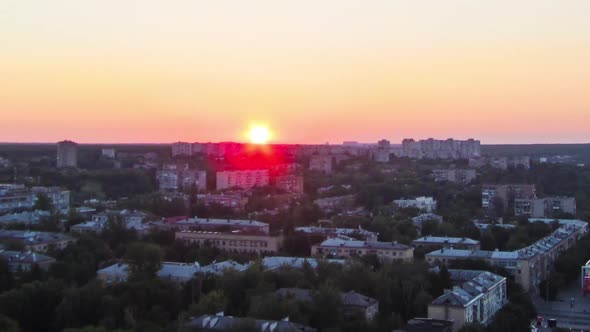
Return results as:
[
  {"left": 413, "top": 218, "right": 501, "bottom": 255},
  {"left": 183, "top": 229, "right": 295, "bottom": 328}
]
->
[{"left": 1, "top": 0, "right": 589, "bottom": 144}]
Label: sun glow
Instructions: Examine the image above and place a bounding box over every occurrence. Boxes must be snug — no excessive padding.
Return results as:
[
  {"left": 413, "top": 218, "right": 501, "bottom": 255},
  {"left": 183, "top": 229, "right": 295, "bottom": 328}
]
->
[{"left": 247, "top": 125, "right": 272, "bottom": 144}]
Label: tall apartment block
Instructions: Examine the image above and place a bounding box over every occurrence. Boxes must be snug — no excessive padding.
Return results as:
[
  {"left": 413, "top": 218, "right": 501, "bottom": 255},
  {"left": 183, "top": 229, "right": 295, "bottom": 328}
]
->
[
  {"left": 56, "top": 140, "right": 78, "bottom": 168},
  {"left": 401, "top": 138, "right": 481, "bottom": 160},
  {"left": 482, "top": 184, "right": 536, "bottom": 211},
  {"left": 216, "top": 169, "right": 269, "bottom": 190}
]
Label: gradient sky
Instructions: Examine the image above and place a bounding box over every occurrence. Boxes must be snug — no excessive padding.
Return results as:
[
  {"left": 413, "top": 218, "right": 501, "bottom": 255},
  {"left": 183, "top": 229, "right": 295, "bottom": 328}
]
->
[{"left": 1, "top": 0, "right": 589, "bottom": 144}]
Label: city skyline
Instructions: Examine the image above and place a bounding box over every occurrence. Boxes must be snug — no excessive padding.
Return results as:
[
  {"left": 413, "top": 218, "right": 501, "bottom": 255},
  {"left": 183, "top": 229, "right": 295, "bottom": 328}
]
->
[{"left": 2, "top": 0, "right": 590, "bottom": 144}]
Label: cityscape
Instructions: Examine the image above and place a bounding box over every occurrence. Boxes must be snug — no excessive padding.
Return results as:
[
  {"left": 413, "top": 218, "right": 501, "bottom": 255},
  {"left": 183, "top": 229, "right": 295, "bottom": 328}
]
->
[{"left": 2, "top": 1, "right": 590, "bottom": 332}]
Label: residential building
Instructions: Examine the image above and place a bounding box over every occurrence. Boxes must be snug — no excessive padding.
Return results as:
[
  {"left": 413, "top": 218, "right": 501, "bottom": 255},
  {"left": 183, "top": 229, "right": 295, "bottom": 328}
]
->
[
  {"left": 70, "top": 210, "right": 150, "bottom": 235},
  {"left": 0, "top": 250, "right": 56, "bottom": 272},
  {"left": 260, "top": 256, "right": 346, "bottom": 271},
  {"left": 200, "top": 260, "right": 250, "bottom": 275},
  {"left": 425, "top": 219, "right": 588, "bottom": 293},
  {"left": 0, "top": 184, "right": 70, "bottom": 213},
  {"left": 157, "top": 163, "right": 206, "bottom": 192},
  {"left": 31, "top": 186, "right": 70, "bottom": 211},
  {"left": 295, "top": 226, "right": 378, "bottom": 242},
  {"left": 432, "top": 169, "right": 477, "bottom": 184},
  {"left": 394, "top": 197, "right": 437, "bottom": 213},
  {"left": 274, "top": 175, "right": 304, "bottom": 194},
  {"left": 469, "top": 156, "right": 531, "bottom": 170},
  {"left": 175, "top": 231, "right": 283, "bottom": 255},
  {"left": 311, "top": 238, "right": 413, "bottom": 262},
  {"left": 97, "top": 261, "right": 201, "bottom": 284},
  {"left": 401, "top": 318, "right": 454, "bottom": 332},
  {"left": 157, "top": 217, "right": 269, "bottom": 234},
  {"left": 171, "top": 141, "right": 193, "bottom": 156},
  {"left": 412, "top": 214, "right": 443, "bottom": 235},
  {"left": 186, "top": 314, "right": 317, "bottom": 332},
  {"left": 276, "top": 288, "right": 379, "bottom": 321},
  {"left": 373, "top": 139, "right": 392, "bottom": 163},
  {"left": 428, "top": 270, "right": 507, "bottom": 332},
  {"left": 196, "top": 194, "right": 248, "bottom": 211},
  {"left": 309, "top": 155, "right": 333, "bottom": 173},
  {"left": 401, "top": 138, "right": 481, "bottom": 160},
  {"left": 514, "top": 197, "right": 576, "bottom": 218},
  {"left": 216, "top": 169, "right": 269, "bottom": 190},
  {"left": 56, "top": 140, "right": 78, "bottom": 168},
  {"left": 0, "top": 210, "right": 50, "bottom": 226},
  {"left": 412, "top": 236, "right": 480, "bottom": 251},
  {"left": 101, "top": 148, "right": 116, "bottom": 158},
  {"left": 481, "top": 184, "right": 536, "bottom": 211},
  {"left": 0, "top": 230, "right": 75, "bottom": 253}
]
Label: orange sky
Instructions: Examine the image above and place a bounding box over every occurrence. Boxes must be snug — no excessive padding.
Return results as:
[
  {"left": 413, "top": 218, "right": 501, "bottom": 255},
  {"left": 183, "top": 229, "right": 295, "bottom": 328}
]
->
[{"left": 1, "top": 0, "right": 589, "bottom": 144}]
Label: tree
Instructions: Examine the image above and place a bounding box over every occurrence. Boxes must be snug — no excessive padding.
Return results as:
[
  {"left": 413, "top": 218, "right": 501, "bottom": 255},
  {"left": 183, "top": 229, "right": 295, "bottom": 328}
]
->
[
  {"left": 124, "top": 243, "right": 163, "bottom": 280},
  {"left": 459, "top": 323, "right": 486, "bottom": 332},
  {"left": 33, "top": 193, "right": 53, "bottom": 211},
  {"left": 187, "top": 290, "right": 227, "bottom": 316},
  {"left": 0, "top": 314, "right": 19, "bottom": 332}
]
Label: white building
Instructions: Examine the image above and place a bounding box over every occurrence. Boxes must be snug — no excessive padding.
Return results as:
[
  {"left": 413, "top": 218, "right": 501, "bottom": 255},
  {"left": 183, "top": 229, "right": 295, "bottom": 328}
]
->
[
  {"left": 101, "top": 148, "right": 116, "bottom": 159},
  {"left": 394, "top": 197, "right": 437, "bottom": 213}
]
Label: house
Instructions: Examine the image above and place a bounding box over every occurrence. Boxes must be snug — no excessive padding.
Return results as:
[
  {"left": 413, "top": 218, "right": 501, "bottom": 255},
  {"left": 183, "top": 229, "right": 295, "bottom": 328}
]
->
[
  {"left": 186, "top": 314, "right": 316, "bottom": 332},
  {"left": 394, "top": 197, "right": 437, "bottom": 213},
  {"left": 0, "top": 250, "right": 56, "bottom": 272},
  {"left": 0, "top": 230, "right": 75, "bottom": 252},
  {"left": 311, "top": 238, "right": 413, "bottom": 262}
]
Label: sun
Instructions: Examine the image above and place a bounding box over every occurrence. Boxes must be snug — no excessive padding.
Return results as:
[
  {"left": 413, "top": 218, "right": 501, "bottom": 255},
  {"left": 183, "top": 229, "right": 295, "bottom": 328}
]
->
[{"left": 247, "top": 125, "right": 272, "bottom": 144}]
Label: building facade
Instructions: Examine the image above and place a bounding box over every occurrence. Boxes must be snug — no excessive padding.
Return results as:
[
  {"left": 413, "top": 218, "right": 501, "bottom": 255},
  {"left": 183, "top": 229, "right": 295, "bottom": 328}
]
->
[
  {"left": 432, "top": 169, "right": 477, "bottom": 184},
  {"left": 216, "top": 169, "right": 269, "bottom": 190},
  {"left": 394, "top": 197, "right": 437, "bottom": 213},
  {"left": 481, "top": 184, "right": 536, "bottom": 211},
  {"left": 56, "top": 140, "right": 78, "bottom": 168},
  {"left": 175, "top": 231, "right": 283, "bottom": 255},
  {"left": 412, "top": 236, "right": 480, "bottom": 251},
  {"left": 514, "top": 197, "right": 576, "bottom": 218},
  {"left": 311, "top": 238, "right": 414, "bottom": 262}
]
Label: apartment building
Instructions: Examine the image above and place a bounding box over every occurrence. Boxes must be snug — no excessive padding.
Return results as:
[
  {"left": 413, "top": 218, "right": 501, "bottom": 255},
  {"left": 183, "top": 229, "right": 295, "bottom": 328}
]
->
[
  {"left": 156, "top": 163, "right": 206, "bottom": 192},
  {"left": 428, "top": 270, "right": 507, "bottom": 332},
  {"left": 56, "top": 140, "right": 78, "bottom": 168},
  {"left": 311, "top": 238, "right": 414, "bottom": 262},
  {"left": 295, "top": 226, "right": 378, "bottom": 242},
  {"left": 394, "top": 197, "right": 437, "bottom": 213},
  {"left": 432, "top": 169, "right": 477, "bottom": 184},
  {"left": 0, "top": 230, "right": 75, "bottom": 253},
  {"left": 412, "top": 236, "right": 480, "bottom": 251},
  {"left": 401, "top": 138, "right": 481, "bottom": 160},
  {"left": 171, "top": 142, "right": 193, "bottom": 156},
  {"left": 175, "top": 230, "right": 283, "bottom": 255},
  {"left": 309, "top": 155, "right": 333, "bottom": 173},
  {"left": 514, "top": 197, "right": 576, "bottom": 218},
  {"left": 157, "top": 217, "right": 269, "bottom": 234},
  {"left": 216, "top": 169, "right": 269, "bottom": 190},
  {"left": 481, "top": 184, "right": 536, "bottom": 210},
  {"left": 469, "top": 156, "right": 531, "bottom": 170},
  {"left": 0, "top": 184, "right": 70, "bottom": 213},
  {"left": 0, "top": 250, "right": 56, "bottom": 272},
  {"left": 98, "top": 261, "right": 201, "bottom": 284},
  {"left": 187, "top": 314, "right": 316, "bottom": 332},
  {"left": 425, "top": 219, "right": 588, "bottom": 293}
]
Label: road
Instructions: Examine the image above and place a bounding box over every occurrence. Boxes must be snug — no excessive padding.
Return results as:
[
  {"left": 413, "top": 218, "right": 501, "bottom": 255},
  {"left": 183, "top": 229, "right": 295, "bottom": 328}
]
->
[{"left": 533, "top": 277, "right": 590, "bottom": 331}]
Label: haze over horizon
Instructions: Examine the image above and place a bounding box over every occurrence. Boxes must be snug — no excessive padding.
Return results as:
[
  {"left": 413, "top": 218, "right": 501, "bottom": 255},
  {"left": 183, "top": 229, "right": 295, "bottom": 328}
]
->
[{"left": 1, "top": 0, "right": 589, "bottom": 144}]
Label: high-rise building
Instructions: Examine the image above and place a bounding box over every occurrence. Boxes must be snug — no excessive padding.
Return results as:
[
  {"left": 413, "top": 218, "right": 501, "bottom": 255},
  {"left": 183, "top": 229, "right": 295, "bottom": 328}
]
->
[
  {"left": 216, "top": 169, "right": 269, "bottom": 190},
  {"left": 56, "top": 140, "right": 78, "bottom": 168}
]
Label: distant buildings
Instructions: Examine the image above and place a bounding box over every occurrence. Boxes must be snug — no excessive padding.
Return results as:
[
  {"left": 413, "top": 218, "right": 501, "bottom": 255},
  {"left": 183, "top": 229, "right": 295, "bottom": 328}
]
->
[
  {"left": 0, "top": 210, "right": 50, "bottom": 226},
  {"left": 428, "top": 270, "right": 507, "bottom": 332},
  {"left": 274, "top": 175, "right": 304, "bottom": 194},
  {"left": 313, "top": 195, "right": 356, "bottom": 213},
  {"left": 311, "top": 238, "right": 414, "bottom": 262},
  {"left": 175, "top": 230, "right": 283, "bottom": 255},
  {"left": 156, "top": 163, "right": 207, "bottom": 192},
  {"left": 56, "top": 140, "right": 78, "bottom": 168},
  {"left": 0, "top": 230, "right": 75, "bottom": 253},
  {"left": 481, "top": 184, "right": 536, "bottom": 211},
  {"left": 216, "top": 169, "right": 269, "bottom": 190},
  {"left": 98, "top": 261, "right": 201, "bottom": 284},
  {"left": 402, "top": 318, "right": 453, "bottom": 332},
  {"left": 412, "top": 236, "right": 480, "bottom": 251},
  {"left": 394, "top": 197, "right": 437, "bottom": 213},
  {"left": 309, "top": 155, "right": 333, "bottom": 173},
  {"left": 373, "top": 139, "right": 392, "bottom": 163},
  {"left": 514, "top": 197, "right": 576, "bottom": 218},
  {"left": 295, "top": 226, "right": 379, "bottom": 242},
  {"left": 469, "top": 156, "right": 531, "bottom": 170},
  {"left": 276, "top": 288, "right": 379, "bottom": 321},
  {"left": 432, "top": 169, "right": 477, "bottom": 184},
  {"left": 171, "top": 142, "right": 193, "bottom": 157},
  {"left": 101, "top": 148, "right": 116, "bottom": 159},
  {"left": 260, "top": 256, "right": 346, "bottom": 271},
  {"left": 0, "top": 250, "right": 56, "bottom": 272},
  {"left": 0, "top": 184, "right": 70, "bottom": 213},
  {"left": 401, "top": 138, "right": 480, "bottom": 160},
  {"left": 425, "top": 219, "right": 588, "bottom": 293},
  {"left": 187, "top": 314, "right": 316, "bottom": 332},
  {"left": 196, "top": 194, "right": 248, "bottom": 211},
  {"left": 70, "top": 210, "right": 150, "bottom": 235}
]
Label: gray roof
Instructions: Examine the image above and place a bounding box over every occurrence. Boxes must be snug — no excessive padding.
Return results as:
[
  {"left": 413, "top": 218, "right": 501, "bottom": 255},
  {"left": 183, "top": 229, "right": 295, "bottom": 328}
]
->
[
  {"left": 276, "top": 288, "right": 377, "bottom": 308},
  {"left": 430, "top": 270, "right": 505, "bottom": 308},
  {"left": 261, "top": 256, "right": 345, "bottom": 271},
  {"left": 0, "top": 230, "right": 74, "bottom": 245},
  {"left": 0, "top": 250, "right": 55, "bottom": 265},
  {"left": 200, "top": 260, "right": 250, "bottom": 275},
  {"left": 166, "top": 217, "right": 267, "bottom": 227},
  {"left": 413, "top": 236, "right": 479, "bottom": 245},
  {"left": 98, "top": 261, "right": 201, "bottom": 281},
  {"left": 187, "top": 315, "right": 316, "bottom": 332},
  {"left": 295, "top": 226, "right": 377, "bottom": 238},
  {"left": 317, "top": 238, "right": 411, "bottom": 250}
]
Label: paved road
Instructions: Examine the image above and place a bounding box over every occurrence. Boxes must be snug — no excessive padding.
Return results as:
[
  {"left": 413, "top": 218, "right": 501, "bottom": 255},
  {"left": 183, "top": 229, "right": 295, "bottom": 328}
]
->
[{"left": 533, "top": 277, "right": 590, "bottom": 331}]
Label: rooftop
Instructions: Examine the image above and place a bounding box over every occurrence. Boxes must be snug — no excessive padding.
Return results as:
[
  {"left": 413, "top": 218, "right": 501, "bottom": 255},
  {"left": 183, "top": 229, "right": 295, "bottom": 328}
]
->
[
  {"left": 317, "top": 238, "right": 412, "bottom": 250},
  {"left": 412, "top": 236, "right": 479, "bottom": 245}
]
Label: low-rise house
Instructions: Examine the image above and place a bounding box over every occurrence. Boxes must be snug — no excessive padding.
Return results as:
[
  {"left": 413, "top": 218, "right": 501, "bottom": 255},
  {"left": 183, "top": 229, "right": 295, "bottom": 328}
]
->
[
  {"left": 0, "top": 250, "right": 56, "bottom": 272},
  {"left": 394, "top": 197, "right": 437, "bottom": 213},
  {"left": 295, "top": 226, "right": 378, "bottom": 242},
  {"left": 0, "top": 230, "right": 75, "bottom": 252},
  {"left": 175, "top": 231, "right": 283, "bottom": 255},
  {"left": 97, "top": 261, "right": 201, "bottom": 284},
  {"left": 412, "top": 236, "right": 480, "bottom": 251},
  {"left": 428, "top": 270, "right": 507, "bottom": 332},
  {"left": 276, "top": 288, "right": 379, "bottom": 321},
  {"left": 200, "top": 260, "right": 250, "bottom": 275},
  {"left": 311, "top": 238, "right": 413, "bottom": 262},
  {"left": 70, "top": 210, "right": 152, "bottom": 235},
  {"left": 187, "top": 314, "right": 316, "bottom": 332}
]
